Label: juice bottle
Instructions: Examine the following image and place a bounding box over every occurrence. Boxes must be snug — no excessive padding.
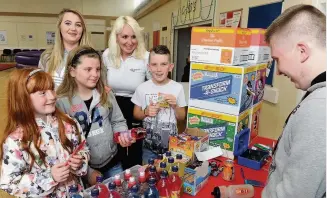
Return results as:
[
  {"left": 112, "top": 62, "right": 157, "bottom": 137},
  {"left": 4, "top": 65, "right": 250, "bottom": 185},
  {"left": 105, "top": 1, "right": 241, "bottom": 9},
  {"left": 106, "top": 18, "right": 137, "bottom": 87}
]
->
[
  {"left": 211, "top": 184, "right": 254, "bottom": 198},
  {"left": 167, "top": 157, "right": 175, "bottom": 175},
  {"left": 158, "top": 162, "right": 167, "bottom": 176},
  {"left": 144, "top": 177, "right": 159, "bottom": 198},
  {"left": 169, "top": 166, "right": 182, "bottom": 198},
  {"left": 108, "top": 182, "right": 121, "bottom": 198},
  {"left": 94, "top": 176, "right": 110, "bottom": 198},
  {"left": 165, "top": 151, "right": 172, "bottom": 160},
  {"left": 156, "top": 170, "right": 171, "bottom": 198},
  {"left": 148, "top": 165, "right": 160, "bottom": 182},
  {"left": 114, "top": 174, "right": 124, "bottom": 196},
  {"left": 139, "top": 170, "right": 148, "bottom": 196},
  {"left": 145, "top": 158, "right": 155, "bottom": 179},
  {"left": 123, "top": 169, "right": 132, "bottom": 191},
  {"left": 128, "top": 177, "right": 137, "bottom": 190},
  {"left": 174, "top": 154, "right": 184, "bottom": 177},
  {"left": 155, "top": 154, "right": 164, "bottom": 168},
  {"left": 69, "top": 185, "right": 82, "bottom": 198}
]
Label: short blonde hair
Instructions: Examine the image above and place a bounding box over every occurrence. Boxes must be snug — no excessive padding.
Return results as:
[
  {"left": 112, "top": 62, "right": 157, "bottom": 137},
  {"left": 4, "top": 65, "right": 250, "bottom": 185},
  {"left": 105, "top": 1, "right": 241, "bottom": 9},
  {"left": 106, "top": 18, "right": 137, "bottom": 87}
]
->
[
  {"left": 40, "top": 8, "right": 92, "bottom": 75},
  {"left": 107, "top": 16, "right": 147, "bottom": 68},
  {"left": 265, "top": 4, "right": 326, "bottom": 47}
]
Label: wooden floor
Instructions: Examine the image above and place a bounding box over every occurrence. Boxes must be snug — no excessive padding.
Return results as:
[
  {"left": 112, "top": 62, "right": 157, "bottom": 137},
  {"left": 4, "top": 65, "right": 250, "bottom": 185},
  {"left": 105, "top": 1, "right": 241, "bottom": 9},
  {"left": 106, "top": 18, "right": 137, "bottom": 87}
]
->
[{"left": 0, "top": 68, "right": 14, "bottom": 197}]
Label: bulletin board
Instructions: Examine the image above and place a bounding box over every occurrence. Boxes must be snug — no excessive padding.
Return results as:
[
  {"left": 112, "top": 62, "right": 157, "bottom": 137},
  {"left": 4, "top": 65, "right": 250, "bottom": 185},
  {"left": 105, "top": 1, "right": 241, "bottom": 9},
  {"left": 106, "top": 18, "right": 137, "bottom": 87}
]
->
[
  {"left": 247, "top": 2, "right": 283, "bottom": 86},
  {"left": 219, "top": 9, "right": 242, "bottom": 27}
]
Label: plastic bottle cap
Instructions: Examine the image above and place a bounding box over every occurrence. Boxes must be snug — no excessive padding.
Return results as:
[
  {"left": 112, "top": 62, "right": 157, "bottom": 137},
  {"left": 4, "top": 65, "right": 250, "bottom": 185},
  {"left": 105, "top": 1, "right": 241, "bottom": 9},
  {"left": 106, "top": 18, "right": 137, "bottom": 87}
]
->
[
  {"left": 114, "top": 174, "right": 120, "bottom": 180},
  {"left": 96, "top": 176, "right": 103, "bottom": 183},
  {"left": 168, "top": 157, "right": 175, "bottom": 163},
  {"left": 91, "top": 188, "right": 99, "bottom": 196},
  {"left": 69, "top": 185, "right": 78, "bottom": 193},
  {"left": 176, "top": 154, "right": 182, "bottom": 160},
  {"left": 148, "top": 177, "right": 156, "bottom": 185},
  {"left": 161, "top": 170, "right": 168, "bottom": 177},
  {"left": 148, "top": 158, "right": 155, "bottom": 164},
  {"left": 166, "top": 151, "right": 172, "bottom": 156},
  {"left": 211, "top": 187, "right": 221, "bottom": 198},
  {"left": 172, "top": 165, "right": 179, "bottom": 172},
  {"left": 160, "top": 162, "right": 167, "bottom": 168},
  {"left": 129, "top": 177, "right": 135, "bottom": 182},
  {"left": 157, "top": 154, "right": 164, "bottom": 160},
  {"left": 108, "top": 182, "right": 116, "bottom": 190},
  {"left": 125, "top": 169, "right": 131, "bottom": 174},
  {"left": 150, "top": 165, "right": 156, "bottom": 172},
  {"left": 139, "top": 171, "right": 145, "bottom": 177}
]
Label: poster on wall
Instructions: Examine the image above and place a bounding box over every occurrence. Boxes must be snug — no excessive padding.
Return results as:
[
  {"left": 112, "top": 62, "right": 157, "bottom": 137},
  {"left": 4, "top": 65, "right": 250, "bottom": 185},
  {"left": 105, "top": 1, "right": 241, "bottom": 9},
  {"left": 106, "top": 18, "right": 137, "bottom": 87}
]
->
[
  {"left": 219, "top": 9, "right": 242, "bottom": 27},
  {"left": 0, "top": 30, "right": 8, "bottom": 45},
  {"left": 46, "top": 31, "right": 55, "bottom": 45}
]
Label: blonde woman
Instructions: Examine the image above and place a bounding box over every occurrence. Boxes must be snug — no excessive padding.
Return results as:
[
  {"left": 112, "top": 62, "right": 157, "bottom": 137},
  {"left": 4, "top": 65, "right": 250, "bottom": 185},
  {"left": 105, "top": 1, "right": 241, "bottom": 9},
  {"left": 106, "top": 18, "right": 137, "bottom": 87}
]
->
[
  {"left": 39, "top": 8, "right": 92, "bottom": 89},
  {"left": 103, "top": 16, "right": 150, "bottom": 169}
]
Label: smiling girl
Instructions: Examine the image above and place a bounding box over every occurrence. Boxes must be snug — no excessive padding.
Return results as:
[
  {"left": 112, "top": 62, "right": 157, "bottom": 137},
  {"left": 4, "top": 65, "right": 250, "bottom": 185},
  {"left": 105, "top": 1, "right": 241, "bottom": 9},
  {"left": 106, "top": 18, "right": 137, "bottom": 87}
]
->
[
  {"left": 39, "top": 8, "right": 92, "bottom": 89},
  {"left": 0, "top": 68, "right": 89, "bottom": 197}
]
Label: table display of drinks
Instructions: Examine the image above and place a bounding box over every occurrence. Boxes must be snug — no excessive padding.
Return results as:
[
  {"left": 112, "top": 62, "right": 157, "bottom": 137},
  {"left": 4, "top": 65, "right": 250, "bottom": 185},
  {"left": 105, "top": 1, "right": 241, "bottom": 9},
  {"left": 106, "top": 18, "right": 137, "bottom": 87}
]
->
[{"left": 74, "top": 156, "right": 183, "bottom": 198}]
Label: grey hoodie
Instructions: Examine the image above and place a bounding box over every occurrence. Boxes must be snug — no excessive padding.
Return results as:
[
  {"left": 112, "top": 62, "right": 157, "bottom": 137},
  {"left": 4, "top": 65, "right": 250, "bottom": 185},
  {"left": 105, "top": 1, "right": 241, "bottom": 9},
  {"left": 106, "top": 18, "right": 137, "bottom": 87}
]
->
[
  {"left": 56, "top": 90, "right": 128, "bottom": 169},
  {"left": 262, "top": 81, "right": 326, "bottom": 198}
]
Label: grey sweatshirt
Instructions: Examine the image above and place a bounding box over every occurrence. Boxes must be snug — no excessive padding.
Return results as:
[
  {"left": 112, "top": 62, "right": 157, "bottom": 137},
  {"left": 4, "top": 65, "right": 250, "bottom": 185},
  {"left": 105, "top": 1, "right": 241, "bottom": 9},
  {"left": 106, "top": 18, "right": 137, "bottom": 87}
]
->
[
  {"left": 262, "top": 82, "right": 326, "bottom": 198},
  {"left": 56, "top": 90, "right": 128, "bottom": 168}
]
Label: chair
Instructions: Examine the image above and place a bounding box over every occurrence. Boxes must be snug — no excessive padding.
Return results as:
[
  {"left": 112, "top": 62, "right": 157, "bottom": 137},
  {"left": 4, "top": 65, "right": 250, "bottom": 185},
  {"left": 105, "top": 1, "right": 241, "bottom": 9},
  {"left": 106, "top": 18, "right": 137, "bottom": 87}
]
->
[
  {"left": 0, "top": 49, "right": 12, "bottom": 62},
  {"left": 30, "top": 49, "right": 38, "bottom": 51},
  {"left": 39, "top": 49, "right": 46, "bottom": 52},
  {"left": 22, "top": 49, "right": 30, "bottom": 52},
  {"left": 15, "top": 51, "right": 42, "bottom": 69}
]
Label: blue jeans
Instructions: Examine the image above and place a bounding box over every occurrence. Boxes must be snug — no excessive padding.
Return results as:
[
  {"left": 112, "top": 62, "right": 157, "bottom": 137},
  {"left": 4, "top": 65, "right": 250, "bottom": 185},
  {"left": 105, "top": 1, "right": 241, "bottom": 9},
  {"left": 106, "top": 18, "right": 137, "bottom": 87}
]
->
[
  {"left": 102, "top": 162, "right": 123, "bottom": 180},
  {"left": 142, "top": 148, "right": 158, "bottom": 165}
]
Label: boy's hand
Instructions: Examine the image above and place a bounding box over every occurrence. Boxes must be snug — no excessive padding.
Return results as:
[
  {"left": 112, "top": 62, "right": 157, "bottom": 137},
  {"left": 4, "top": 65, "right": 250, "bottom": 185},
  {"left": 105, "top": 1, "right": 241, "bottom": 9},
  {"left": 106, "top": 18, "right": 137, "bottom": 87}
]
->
[
  {"left": 164, "top": 94, "right": 177, "bottom": 108},
  {"left": 119, "top": 132, "right": 135, "bottom": 147},
  {"left": 146, "top": 102, "right": 160, "bottom": 117},
  {"left": 68, "top": 154, "right": 84, "bottom": 171},
  {"left": 51, "top": 162, "right": 70, "bottom": 182}
]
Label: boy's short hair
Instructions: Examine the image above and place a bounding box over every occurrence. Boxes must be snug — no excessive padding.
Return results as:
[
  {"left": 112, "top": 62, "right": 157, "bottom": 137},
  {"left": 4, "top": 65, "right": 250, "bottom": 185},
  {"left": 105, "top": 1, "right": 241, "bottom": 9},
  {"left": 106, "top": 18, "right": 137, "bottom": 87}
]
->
[
  {"left": 149, "top": 45, "right": 171, "bottom": 62},
  {"left": 265, "top": 4, "right": 326, "bottom": 47}
]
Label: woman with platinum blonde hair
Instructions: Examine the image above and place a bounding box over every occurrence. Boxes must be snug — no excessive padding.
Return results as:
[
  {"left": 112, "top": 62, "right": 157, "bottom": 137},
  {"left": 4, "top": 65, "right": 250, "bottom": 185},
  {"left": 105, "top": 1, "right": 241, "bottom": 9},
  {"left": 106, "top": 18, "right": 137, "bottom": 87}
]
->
[{"left": 102, "top": 16, "right": 150, "bottom": 170}]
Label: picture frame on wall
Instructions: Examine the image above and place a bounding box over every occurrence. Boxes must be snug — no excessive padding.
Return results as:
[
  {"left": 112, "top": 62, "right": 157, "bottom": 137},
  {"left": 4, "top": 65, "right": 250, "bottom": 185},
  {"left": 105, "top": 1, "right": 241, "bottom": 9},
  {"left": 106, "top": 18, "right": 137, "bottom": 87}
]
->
[{"left": 0, "top": 30, "right": 8, "bottom": 45}]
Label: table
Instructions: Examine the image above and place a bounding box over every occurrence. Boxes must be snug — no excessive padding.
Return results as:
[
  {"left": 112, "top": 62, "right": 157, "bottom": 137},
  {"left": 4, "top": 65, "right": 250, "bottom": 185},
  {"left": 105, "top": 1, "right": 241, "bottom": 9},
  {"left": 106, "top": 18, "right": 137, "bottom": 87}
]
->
[{"left": 182, "top": 136, "right": 276, "bottom": 198}]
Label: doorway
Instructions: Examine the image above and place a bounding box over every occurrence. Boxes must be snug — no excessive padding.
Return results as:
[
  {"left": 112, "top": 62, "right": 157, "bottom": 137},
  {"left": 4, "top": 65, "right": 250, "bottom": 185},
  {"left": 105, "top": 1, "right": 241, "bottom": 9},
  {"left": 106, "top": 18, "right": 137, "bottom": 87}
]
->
[{"left": 173, "top": 23, "right": 211, "bottom": 82}]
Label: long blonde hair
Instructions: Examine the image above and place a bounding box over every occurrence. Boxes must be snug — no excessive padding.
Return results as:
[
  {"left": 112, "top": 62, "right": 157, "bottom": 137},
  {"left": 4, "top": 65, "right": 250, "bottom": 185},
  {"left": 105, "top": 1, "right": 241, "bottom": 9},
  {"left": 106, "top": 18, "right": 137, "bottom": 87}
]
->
[
  {"left": 40, "top": 8, "right": 92, "bottom": 75},
  {"left": 108, "top": 16, "right": 147, "bottom": 68},
  {"left": 56, "top": 45, "right": 109, "bottom": 107}
]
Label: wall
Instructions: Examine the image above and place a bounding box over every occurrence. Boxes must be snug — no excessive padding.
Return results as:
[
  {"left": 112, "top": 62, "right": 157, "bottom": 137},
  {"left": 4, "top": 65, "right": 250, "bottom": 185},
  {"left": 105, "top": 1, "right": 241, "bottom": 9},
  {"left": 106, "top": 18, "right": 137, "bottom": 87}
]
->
[
  {"left": 137, "top": 0, "right": 178, "bottom": 50},
  {"left": 0, "top": 0, "right": 135, "bottom": 16},
  {"left": 0, "top": 16, "right": 106, "bottom": 50}
]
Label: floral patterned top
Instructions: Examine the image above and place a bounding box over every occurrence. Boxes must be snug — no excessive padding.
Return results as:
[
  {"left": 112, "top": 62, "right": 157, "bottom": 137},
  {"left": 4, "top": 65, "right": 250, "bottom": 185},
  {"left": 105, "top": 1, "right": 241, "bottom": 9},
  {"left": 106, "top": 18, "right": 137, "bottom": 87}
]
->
[{"left": 0, "top": 115, "right": 90, "bottom": 198}]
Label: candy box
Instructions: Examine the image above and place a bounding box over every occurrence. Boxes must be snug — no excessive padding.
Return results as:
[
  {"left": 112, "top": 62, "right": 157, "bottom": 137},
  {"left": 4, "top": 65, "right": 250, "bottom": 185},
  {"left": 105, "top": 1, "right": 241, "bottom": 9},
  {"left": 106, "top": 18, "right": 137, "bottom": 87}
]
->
[
  {"left": 249, "top": 101, "right": 263, "bottom": 141},
  {"left": 187, "top": 107, "right": 251, "bottom": 159},
  {"left": 248, "top": 28, "right": 271, "bottom": 64},
  {"left": 169, "top": 128, "right": 209, "bottom": 162},
  {"left": 253, "top": 63, "right": 267, "bottom": 105},
  {"left": 189, "top": 62, "right": 257, "bottom": 115},
  {"left": 183, "top": 161, "right": 211, "bottom": 196},
  {"left": 190, "top": 27, "right": 251, "bottom": 65}
]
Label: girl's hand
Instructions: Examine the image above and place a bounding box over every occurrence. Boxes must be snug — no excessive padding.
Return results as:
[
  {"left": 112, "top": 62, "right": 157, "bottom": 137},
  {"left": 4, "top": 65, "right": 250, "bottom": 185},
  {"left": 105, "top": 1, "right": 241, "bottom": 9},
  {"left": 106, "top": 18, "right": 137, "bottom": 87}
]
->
[
  {"left": 51, "top": 162, "right": 70, "bottom": 182},
  {"left": 68, "top": 155, "right": 84, "bottom": 171}
]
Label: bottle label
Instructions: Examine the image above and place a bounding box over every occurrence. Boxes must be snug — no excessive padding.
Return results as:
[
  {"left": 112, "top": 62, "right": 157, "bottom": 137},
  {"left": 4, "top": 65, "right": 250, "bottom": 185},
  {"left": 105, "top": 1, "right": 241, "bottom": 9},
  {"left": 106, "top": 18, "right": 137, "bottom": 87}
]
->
[
  {"left": 171, "top": 190, "right": 181, "bottom": 198},
  {"left": 235, "top": 188, "right": 249, "bottom": 195}
]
